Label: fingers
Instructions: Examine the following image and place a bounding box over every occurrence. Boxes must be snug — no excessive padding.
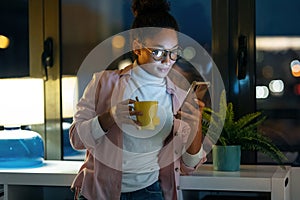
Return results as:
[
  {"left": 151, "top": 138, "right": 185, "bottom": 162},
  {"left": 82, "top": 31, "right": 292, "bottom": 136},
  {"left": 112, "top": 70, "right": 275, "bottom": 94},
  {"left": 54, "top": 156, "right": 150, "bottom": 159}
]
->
[
  {"left": 118, "top": 99, "right": 134, "bottom": 110},
  {"left": 129, "top": 105, "right": 143, "bottom": 116},
  {"left": 193, "top": 98, "right": 205, "bottom": 109},
  {"left": 116, "top": 99, "right": 135, "bottom": 113},
  {"left": 181, "top": 101, "right": 201, "bottom": 114},
  {"left": 111, "top": 98, "right": 143, "bottom": 127},
  {"left": 176, "top": 101, "right": 202, "bottom": 125},
  {"left": 128, "top": 99, "right": 136, "bottom": 104},
  {"left": 113, "top": 109, "right": 141, "bottom": 127},
  {"left": 178, "top": 109, "right": 200, "bottom": 122},
  {"left": 118, "top": 109, "right": 142, "bottom": 117}
]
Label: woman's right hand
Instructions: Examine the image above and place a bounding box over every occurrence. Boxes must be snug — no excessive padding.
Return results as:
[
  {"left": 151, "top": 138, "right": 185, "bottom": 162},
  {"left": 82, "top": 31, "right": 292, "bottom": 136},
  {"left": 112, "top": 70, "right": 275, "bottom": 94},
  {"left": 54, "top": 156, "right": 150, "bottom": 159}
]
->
[{"left": 98, "top": 99, "right": 142, "bottom": 131}]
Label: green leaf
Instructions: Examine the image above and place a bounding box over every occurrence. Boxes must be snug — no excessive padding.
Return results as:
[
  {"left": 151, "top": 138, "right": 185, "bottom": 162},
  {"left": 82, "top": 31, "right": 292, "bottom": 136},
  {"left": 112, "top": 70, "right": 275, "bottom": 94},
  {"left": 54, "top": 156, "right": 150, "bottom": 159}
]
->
[{"left": 201, "top": 89, "right": 287, "bottom": 167}]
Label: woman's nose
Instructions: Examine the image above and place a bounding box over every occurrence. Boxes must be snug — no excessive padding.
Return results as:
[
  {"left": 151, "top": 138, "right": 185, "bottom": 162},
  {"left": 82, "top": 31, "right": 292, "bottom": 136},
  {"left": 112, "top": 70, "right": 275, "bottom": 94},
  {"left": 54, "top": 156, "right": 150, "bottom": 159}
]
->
[{"left": 161, "top": 52, "right": 172, "bottom": 64}]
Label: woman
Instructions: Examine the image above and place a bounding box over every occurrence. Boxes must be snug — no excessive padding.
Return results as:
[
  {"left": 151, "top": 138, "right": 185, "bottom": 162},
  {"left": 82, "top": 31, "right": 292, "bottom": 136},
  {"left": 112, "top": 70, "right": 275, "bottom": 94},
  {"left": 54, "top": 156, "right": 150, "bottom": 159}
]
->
[{"left": 70, "top": 0, "right": 206, "bottom": 199}]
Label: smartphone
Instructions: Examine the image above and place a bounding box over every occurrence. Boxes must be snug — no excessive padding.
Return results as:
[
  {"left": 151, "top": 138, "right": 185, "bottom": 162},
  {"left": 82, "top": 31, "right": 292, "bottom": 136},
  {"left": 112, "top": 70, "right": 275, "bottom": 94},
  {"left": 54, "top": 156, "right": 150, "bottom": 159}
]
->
[{"left": 179, "top": 81, "right": 210, "bottom": 111}]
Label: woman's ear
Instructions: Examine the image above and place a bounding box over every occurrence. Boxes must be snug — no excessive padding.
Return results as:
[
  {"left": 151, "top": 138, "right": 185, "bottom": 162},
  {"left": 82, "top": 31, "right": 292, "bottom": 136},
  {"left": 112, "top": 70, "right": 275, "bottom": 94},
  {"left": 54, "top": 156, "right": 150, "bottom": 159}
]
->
[{"left": 132, "top": 40, "right": 142, "bottom": 56}]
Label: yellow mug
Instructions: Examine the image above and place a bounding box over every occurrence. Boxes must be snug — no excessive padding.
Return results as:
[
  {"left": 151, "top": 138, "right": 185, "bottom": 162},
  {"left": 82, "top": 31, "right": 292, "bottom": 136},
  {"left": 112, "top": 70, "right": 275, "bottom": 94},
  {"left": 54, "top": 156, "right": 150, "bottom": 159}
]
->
[{"left": 134, "top": 101, "right": 160, "bottom": 130}]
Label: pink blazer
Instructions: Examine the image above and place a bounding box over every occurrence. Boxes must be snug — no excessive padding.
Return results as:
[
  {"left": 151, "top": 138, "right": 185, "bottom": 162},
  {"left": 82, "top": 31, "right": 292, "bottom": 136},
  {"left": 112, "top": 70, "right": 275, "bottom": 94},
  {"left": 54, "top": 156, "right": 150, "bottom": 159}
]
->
[{"left": 69, "top": 65, "right": 206, "bottom": 200}]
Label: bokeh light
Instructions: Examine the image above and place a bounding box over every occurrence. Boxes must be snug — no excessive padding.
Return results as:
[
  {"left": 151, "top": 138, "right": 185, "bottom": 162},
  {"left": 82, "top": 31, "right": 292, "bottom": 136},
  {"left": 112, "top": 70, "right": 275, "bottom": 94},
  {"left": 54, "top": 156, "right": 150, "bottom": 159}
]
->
[
  {"left": 256, "top": 86, "right": 269, "bottom": 99},
  {"left": 112, "top": 35, "right": 125, "bottom": 49},
  {"left": 269, "top": 79, "right": 284, "bottom": 95},
  {"left": 0, "top": 35, "right": 10, "bottom": 49},
  {"left": 290, "top": 60, "right": 300, "bottom": 77},
  {"left": 183, "top": 46, "right": 196, "bottom": 60}
]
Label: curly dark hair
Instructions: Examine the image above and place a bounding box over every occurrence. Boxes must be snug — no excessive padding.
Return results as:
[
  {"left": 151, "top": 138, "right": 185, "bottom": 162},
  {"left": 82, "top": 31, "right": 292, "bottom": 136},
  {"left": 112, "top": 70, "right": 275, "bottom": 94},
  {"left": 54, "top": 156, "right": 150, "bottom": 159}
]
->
[{"left": 131, "top": 0, "right": 179, "bottom": 31}]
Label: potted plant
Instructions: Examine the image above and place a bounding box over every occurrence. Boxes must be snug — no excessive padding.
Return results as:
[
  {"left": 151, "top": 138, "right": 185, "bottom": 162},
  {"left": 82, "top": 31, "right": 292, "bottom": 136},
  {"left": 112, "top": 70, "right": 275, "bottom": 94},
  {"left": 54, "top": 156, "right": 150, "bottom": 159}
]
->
[{"left": 201, "top": 90, "right": 287, "bottom": 171}]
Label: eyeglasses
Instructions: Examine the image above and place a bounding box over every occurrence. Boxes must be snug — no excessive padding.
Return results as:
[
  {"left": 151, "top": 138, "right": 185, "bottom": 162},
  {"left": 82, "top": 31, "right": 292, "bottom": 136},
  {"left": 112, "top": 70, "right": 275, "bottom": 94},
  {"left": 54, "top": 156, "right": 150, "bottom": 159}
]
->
[{"left": 143, "top": 46, "right": 182, "bottom": 61}]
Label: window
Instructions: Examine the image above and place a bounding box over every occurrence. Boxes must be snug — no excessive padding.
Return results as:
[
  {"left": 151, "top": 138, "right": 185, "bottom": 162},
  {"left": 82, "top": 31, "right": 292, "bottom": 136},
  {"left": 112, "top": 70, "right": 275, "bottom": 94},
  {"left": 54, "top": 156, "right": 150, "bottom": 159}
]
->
[
  {"left": 0, "top": 1, "right": 29, "bottom": 78},
  {"left": 256, "top": 0, "right": 300, "bottom": 165}
]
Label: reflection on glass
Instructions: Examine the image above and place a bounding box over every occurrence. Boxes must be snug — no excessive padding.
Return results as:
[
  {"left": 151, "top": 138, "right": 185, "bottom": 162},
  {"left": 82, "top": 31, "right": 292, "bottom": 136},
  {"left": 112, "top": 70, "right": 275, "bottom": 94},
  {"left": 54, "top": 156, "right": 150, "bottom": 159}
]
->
[
  {"left": 256, "top": 0, "right": 300, "bottom": 165},
  {"left": 62, "top": 76, "right": 78, "bottom": 119},
  {"left": 0, "top": 0, "right": 29, "bottom": 78},
  {"left": 0, "top": 78, "right": 44, "bottom": 168},
  {"left": 61, "top": 76, "right": 85, "bottom": 159}
]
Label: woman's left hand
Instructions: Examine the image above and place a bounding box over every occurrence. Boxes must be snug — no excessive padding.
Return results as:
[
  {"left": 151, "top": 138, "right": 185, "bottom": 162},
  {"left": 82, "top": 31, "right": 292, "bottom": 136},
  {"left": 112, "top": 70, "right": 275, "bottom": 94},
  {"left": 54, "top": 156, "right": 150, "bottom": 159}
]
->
[
  {"left": 176, "top": 99, "right": 205, "bottom": 155},
  {"left": 175, "top": 99, "right": 205, "bottom": 132}
]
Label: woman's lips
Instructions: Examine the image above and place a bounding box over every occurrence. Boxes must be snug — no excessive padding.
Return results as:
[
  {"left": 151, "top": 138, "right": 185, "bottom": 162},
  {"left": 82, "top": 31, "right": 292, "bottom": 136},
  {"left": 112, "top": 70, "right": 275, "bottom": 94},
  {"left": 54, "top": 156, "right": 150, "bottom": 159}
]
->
[{"left": 158, "top": 67, "right": 170, "bottom": 73}]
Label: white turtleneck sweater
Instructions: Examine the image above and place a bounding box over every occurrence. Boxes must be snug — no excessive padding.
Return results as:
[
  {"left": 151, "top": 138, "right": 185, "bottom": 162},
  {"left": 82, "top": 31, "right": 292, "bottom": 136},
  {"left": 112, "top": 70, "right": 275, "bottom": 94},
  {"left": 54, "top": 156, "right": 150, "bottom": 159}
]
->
[{"left": 121, "top": 64, "right": 173, "bottom": 192}]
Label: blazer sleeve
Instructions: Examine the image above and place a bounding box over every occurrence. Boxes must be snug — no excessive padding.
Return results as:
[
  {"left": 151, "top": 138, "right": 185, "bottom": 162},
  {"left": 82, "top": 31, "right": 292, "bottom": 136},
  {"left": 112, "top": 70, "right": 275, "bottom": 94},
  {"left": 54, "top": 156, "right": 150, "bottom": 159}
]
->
[{"left": 69, "top": 72, "right": 106, "bottom": 150}]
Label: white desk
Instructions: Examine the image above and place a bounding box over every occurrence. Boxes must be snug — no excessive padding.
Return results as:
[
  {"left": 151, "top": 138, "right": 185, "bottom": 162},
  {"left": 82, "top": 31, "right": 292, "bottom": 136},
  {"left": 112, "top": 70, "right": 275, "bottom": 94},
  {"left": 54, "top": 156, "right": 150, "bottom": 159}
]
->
[
  {"left": 0, "top": 160, "right": 82, "bottom": 200},
  {"left": 0, "top": 162, "right": 291, "bottom": 200},
  {"left": 179, "top": 164, "right": 291, "bottom": 200}
]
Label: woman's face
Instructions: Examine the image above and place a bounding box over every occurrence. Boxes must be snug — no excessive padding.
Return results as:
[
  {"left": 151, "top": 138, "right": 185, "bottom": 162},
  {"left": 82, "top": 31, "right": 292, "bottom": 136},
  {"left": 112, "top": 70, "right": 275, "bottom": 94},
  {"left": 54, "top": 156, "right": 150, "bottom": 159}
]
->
[{"left": 136, "top": 29, "right": 179, "bottom": 78}]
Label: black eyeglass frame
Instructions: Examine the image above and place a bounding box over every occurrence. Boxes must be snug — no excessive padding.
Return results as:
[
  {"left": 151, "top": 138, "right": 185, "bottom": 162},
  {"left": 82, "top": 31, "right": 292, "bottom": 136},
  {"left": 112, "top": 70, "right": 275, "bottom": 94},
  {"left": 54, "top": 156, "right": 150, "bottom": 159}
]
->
[{"left": 142, "top": 45, "right": 182, "bottom": 61}]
